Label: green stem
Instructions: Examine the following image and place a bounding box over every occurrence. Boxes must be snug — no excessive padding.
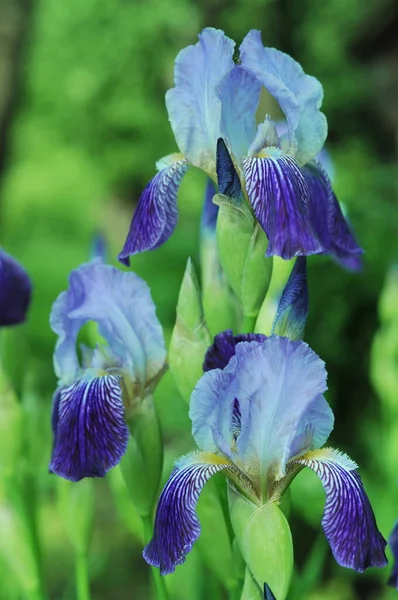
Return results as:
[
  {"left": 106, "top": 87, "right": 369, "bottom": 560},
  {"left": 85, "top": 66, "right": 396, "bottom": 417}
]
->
[
  {"left": 242, "top": 314, "right": 256, "bottom": 334},
  {"left": 142, "top": 515, "right": 169, "bottom": 600},
  {"left": 75, "top": 552, "right": 90, "bottom": 600}
]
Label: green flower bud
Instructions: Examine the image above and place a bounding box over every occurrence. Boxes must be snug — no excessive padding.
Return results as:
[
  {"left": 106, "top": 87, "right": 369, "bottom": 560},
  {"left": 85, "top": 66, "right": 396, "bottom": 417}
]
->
[
  {"left": 228, "top": 487, "right": 293, "bottom": 600},
  {"left": 215, "top": 194, "right": 273, "bottom": 321},
  {"left": 121, "top": 394, "right": 163, "bottom": 516},
  {"left": 241, "top": 569, "right": 262, "bottom": 600},
  {"left": 169, "top": 258, "right": 211, "bottom": 402}
]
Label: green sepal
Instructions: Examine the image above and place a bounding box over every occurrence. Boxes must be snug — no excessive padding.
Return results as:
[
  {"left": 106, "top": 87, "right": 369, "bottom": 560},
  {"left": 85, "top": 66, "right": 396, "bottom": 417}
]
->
[
  {"left": 121, "top": 395, "right": 163, "bottom": 516},
  {"left": 228, "top": 487, "right": 293, "bottom": 600},
  {"left": 169, "top": 258, "right": 211, "bottom": 403}
]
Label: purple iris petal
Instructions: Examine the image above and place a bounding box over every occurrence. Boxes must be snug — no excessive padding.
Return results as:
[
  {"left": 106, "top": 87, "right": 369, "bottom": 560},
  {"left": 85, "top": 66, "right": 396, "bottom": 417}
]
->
[
  {"left": 50, "top": 375, "right": 129, "bottom": 482},
  {"left": 216, "top": 138, "right": 242, "bottom": 200},
  {"left": 0, "top": 250, "right": 32, "bottom": 326},
  {"left": 295, "top": 451, "right": 387, "bottom": 571},
  {"left": 118, "top": 159, "right": 188, "bottom": 265},
  {"left": 264, "top": 583, "right": 276, "bottom": 600},
  {"left": 217, "top": 66, "right": 261, "bottom": 162},
  {"left": 203, "top": 329, "right": 267, "bottom": 372},
  {"left": 201, "top": 179, "right": 218, "bottom": 234},
  {"left": 143, "top": 454, "right": 230, "bottom": 574},
  {"left": 166, "top": 28, "right": 235, "bottom": 172},
  {"left": 388, "top": 521, "right": 398, "bottom": 588},
  {"left": 243, "top": 155, "right": 324, "bottom": 259},
  {"left": 303, "top": 163, "right": 363, "bottom": 270},
  {"left": 272, "top": 257, "right": 308, "bottom": 340}
]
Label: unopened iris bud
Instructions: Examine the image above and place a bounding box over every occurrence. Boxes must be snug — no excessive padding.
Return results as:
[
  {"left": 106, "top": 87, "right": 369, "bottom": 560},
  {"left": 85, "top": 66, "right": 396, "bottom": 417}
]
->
[
  {"left": 169, "top": 258, "right": 211, "bottom": 403},
  {"left": 228, "top": 487, "right": 293, "bottom": 600},
  {"left": 200, "top": 180, "right": 240, "bottom": 336},
  {"left": 215, "top": 140, "right": 272, "bottom": 322}
]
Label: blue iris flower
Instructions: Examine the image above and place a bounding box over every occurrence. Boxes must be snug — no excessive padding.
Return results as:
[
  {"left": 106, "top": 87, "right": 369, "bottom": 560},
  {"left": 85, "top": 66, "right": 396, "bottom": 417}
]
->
[
  {"left": 143, "top": 258, "right": 386, "bottom": 575},
  {"left": 49, "top": 258, "right": 166, "bottom": 482},
  {"left": 119, "top": 28, "right": 362, "bottom": 268},
  {"left": 0, "top": 249, "right": 32, "bottom": 326}
]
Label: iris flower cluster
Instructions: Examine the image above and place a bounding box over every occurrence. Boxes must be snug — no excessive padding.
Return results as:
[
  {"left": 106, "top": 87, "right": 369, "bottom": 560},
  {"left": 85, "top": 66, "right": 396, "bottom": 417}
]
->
[{"left": 40, "top": 26, "right": 397, "bottom": 599}]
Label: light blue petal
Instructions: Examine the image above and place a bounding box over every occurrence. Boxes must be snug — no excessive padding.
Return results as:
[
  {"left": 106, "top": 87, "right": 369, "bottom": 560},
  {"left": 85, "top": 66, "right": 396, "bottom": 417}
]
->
[
  {"left": 240, "top": 30, "right": 327, "bottom": 163},
  {"left": 230, "top": 337, "right": 331, "bottom": 481},
  {"left": 50, "top": 259, "right": 166, "bottom": 386},
  {"left": 217, "top": 66, "right": 261, "bottom": 162},
  {"left": 166, "top": 28, "right": 235, "bottom": 174}
]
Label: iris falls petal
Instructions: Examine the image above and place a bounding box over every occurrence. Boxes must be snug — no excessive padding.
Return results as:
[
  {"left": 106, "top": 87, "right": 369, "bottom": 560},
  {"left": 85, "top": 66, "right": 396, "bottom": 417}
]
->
[
  {"left": 243, "top": 155, "right": 324, "bottom": 259},
  {"left": 118, "top": 158, "right": 188, "bottom": 263},
  {"left": 50, "top": 375, "right": 129, "bottom": 482},
  {"left": 143, "top": 452, "right": 231, "bottom": 574},
  {"left": 0, "top": 249, "right": 32, "bottom": 326},
  {"left": 166, "top": 28, "right": 235, "bottom": 173},
  {"left": 293, "top": 448, "right": 387, "bottom": 571}
]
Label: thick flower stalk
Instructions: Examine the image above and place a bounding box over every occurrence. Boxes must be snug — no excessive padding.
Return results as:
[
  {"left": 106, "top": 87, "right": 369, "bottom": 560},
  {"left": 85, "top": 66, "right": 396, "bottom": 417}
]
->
[
  {"left": 49, "top": 258, "right": 166, "bottom": 484},
  {"left": 143, "top": 258, "right": 386, "bottom": 598},
  {"left": 119, "top": 28, "right": 362, "bottom": 268}
]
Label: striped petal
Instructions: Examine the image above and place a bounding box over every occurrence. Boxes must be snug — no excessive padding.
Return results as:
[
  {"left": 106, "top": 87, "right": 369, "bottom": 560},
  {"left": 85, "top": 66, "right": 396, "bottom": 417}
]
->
[
  {"left": 50, "top": 375, "right": 129, "bottom": 482},
  {"left": 272, "top": 257, "right": 308, "bottom": 340},
  {"left": 243, "top": 155, "right": 324, "bottom": 259},
  {"left": 143, "top": 452, "right": 231, "bottom": 574},
  {"left": 118, "top": 158, "right": 188, "bottom": 264},
  {"left": 292, "top": 448, "right": 387, "bottom": 571}
]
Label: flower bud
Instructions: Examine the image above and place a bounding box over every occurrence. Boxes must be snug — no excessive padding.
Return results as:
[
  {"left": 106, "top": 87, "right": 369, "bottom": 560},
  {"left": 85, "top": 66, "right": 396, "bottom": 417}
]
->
[
  {"left": 169, "top": 258, "right": 211, "bottom": 402},
  {"left": 215, "top": 194, "right": 272, "bottom": 321},
  {"left": 200, "top": 181, "right": 240, "bottom": 336},
  {"left": 121, "top": 394, "right": 163, "bottom": 516},
  {"left": 228, "top": 487, "right": 293, "bottom": 600}
]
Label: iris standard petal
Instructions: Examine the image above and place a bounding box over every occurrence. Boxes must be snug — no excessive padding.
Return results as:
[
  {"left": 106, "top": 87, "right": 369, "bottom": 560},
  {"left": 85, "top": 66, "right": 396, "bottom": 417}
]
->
[
  {"left": 230, "top": 338, "right": 331, "bottom": 480},
  {"left": 203, "top": 330, "right": 267, "bottom": 372},
  {"left": 166, "top": 28, "right": 235, "bottom": 174},
  {"left": 118, "top": 158, "right": 188, "bottom": 264},
  {"left": 217, "top": 66, "right": 261, "bottom": 162},
  {"left": 0, "top": 250, "right": 32, "bottom": 326},
  {"left": 143, "top": 452, "right": 232, "bottom": 574},
  {"left": 271, "top": 257, "right": 308, "bottom": 340},
  {"left": 49, "top": 375, "right": 129, "bottom": 482},
  {"left": 387, "top": 521, "right": 398, "bottom": 588},
  {"left": 51, "top": 260, "right": 166, "bottom": 385},
  {"left": 293, "top": 448, "right": 387, "bottom": 572},
  {"left": 239, "top": 30, "right": 327, "bottom": 163},
  {"left": 242, "top": 155, "right": 324, "bottom": 259}
]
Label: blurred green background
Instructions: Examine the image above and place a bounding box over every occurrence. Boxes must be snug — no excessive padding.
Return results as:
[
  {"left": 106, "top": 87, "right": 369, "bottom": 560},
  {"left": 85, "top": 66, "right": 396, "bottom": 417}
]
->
[{"left": 0, "top": 0, "right": 397, "bottom": 598}]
